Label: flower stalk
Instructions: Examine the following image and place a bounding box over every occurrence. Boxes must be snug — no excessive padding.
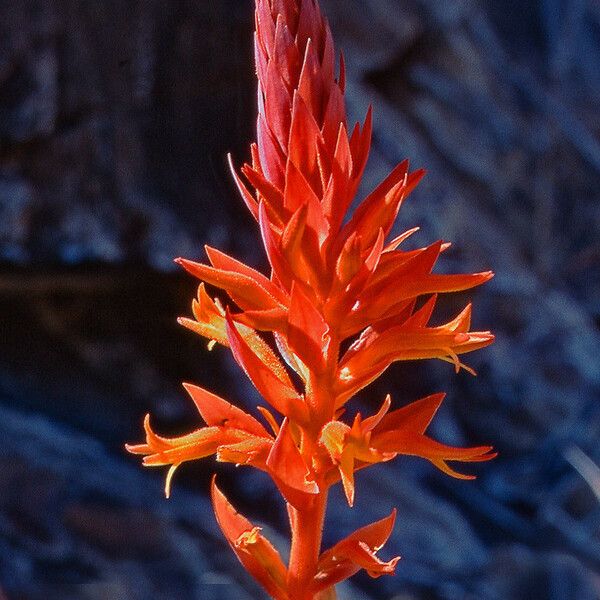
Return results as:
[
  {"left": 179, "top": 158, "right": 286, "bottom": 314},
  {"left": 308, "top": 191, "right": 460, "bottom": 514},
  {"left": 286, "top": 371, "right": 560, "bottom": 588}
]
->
[{"left": 127, "top": 0, "right": 495, "bottom": 598}]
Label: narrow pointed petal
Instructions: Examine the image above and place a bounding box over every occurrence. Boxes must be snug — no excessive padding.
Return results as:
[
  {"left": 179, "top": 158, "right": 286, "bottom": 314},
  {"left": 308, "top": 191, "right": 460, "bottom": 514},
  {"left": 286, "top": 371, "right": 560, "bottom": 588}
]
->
[
  {"left": 297, "top": 37, "right": 324, "bottom": 123},
  {"left": 373, "top": 431, "right": 496, "bottom": 479},
  {"left": 350, "top": 105, "right": 372, "bottom": 181},
  {"left": 175, "top": 257, "right": 283, "bottom": 312},
  {"left": 281, "top": 203, "right": 308, "bottom": 256},
  {"left": 265, "top": 58, "right": 292, "bottom": 150},
  {"left": 267, "top": 419, "right": 319, "bottom": 494},
  {"left": 322, "top": 123, "right": 354, "bottom": 230},
  {"left": 321, "top": 81, "right": 346, "bottom": 152},
  {"left": 225, "top": 312, "right": 309, "bottom": 424},
  {"left": 206, "top": 246, "right": 289, "bottom": 305},
  {"left": 182, "top": 383, "right": 270, "bottom": 438},
  {"left": 228, "top": 154, "right": 259, "bottom": 220},
  {"left": 258, "top": 201, "right": 294, "bottom": 290},
  {"left": 273, "top": 14, "right": 301, "bottom": 89},
  {"left": 315, "top": 511, "right": 399, "bottom": 591},
  {"left": 257, "top": 112, "right": 286, "bottom": 190},
  {"left": 284, "top": 159, "right": 328, "bottom": 240},
  {"left": 384, "top": 227, "right": 420, "bottom": 252},
  {"left": 375, "top": 393, "right": 446, "bottom": 436},
  {"left": 233, "top": 306, "right": 289, "bottom": 333},
  {"left": 369, "top": 271, "right": 494, "bottom": 314},
  {"left": 255, "top": 0, "right": 276, "bottom": 54},
  {"left": 242, "top": 163, "right": 288, "bottom": 227},
  {"left": 211, "top": 479, "right": 289, "bottom": 600},
  {"left": 339, "top": 160, "right": 411, "bottom": 246},
  {"left": 344, "top": 508, "right": 397, "bottom": 551},
  {"left": 287, "top": 282, "right": 329, "bottom": 373},
  {"left": 288, "top": 92, "right": 323, "bottom": 195},
  {"left": 338, "top": 451, "right": 356, "bottom": 506},
  {"left": 334, "top": 233, "right": 362, "bottom": 289},
  {"left": 361, "top": 395, "right": 392, "bottom": 432}
]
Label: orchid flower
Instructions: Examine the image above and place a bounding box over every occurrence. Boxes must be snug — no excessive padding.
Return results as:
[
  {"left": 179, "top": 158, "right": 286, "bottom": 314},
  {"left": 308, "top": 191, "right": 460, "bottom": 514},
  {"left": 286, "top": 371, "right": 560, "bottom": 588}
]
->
[{"left": 128, "top": 1, "right": 495, "bottom": 598}]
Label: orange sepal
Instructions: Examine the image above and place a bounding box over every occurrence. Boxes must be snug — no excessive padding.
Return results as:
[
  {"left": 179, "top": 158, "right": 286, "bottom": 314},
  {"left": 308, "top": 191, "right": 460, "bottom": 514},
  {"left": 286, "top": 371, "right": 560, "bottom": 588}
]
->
[
  {"left": 206, "top": 246, "right": 288, "bottom": 305},
  {"left": 288, "top": 91, "right": 323, "bottom": 196},
  {"left": 314, "top": 510, "right": 399, "bottom": 592},
  {"left": 363, "top": 271, "right": 494, "bottom": 319},
  {"left": 177, "top": 283, "right": 228, "bottom": 346},
  {"left": 338, "top": 160, "right": 414, "bottom": 249},
  {"left": 320, "top": 411, "right": 393, "bottom": 506},
  {"left": 182, "top": 383, "right": 270, "bottom": 439},
  {"left": 370, "top": 393, "right": 497, "bottom": 479},
  {"left": 233, "top": 306, "right": 289, "bottom": 333},
  {"left": 375, "top": 392, "right": 446, "bottom": 436},
  {"left": 126, "top": 415, "right": 225, "bottom": 467},
  {"left": 287, "top": 282, "right": 329, "bottom": 373},
  {"left": 216, "top": 436, "right": 272, "bottom": 468},
  {"left": 284, "top": 158, "right": 329, "bottom": 242},
  {"left": 211, "top": 479, "right": 289, "bottom": 600},
  {"left": 228, "top": 153, "right": 259, "bottom": 220},
  {"left": 125, "top": 415, "right": 244, "bottom": 497},
  {"left": 337, "top": 304, "right": 495, "bottom": 399},
  {"left": 267, "top": 419, "right": 319, "bottom": 496},
  {"left": 242, "top": 163, "right": 288, "bottom": 228},
  {"left": 258, "top": 201, "right": 294, "bottom": 290},
  {"left": 175, "top": 257, "right": 283, "bottom": 312},
  {"left": 225, "top": 311, "right": 309, "bottom": 424}
]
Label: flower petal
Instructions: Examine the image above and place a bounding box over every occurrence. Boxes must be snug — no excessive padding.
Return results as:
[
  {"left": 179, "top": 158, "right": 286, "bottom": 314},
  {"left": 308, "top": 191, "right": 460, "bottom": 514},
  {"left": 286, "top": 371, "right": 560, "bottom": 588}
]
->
[
  {"left": 370, "top": 394, "right": 497, "bottom": 478},
  {"left": 267, "top": 418, "right": 319, "bottom": 495},
  {"left": 287, "top": 282, "right": 329, "bottom": 373},
  {"left": 177, "top": 283, "right": 229, "bottom": 346},
  {"left": 226, "top": 311, "right": 309, "bottom": 424},
  {"left": 228, "top": 153, "right": 259, "bottom": 220},
  {"left": 182, "top": 383, "right": 270, "bottom": 438},
  {"left": 176, "top": 257, "right": 284, "bottom": 312},
  {"left": 211, "top": 479, "right": 289, "bottom": 600},
  {"left": 206, "top": 246, "right": 288, "bottom": 305},
  {"left": 315, "top": 510, "right": 399, "bottom": 591},
  {"left": 375, "top": 393, "right": 446, "bottom": 436}
]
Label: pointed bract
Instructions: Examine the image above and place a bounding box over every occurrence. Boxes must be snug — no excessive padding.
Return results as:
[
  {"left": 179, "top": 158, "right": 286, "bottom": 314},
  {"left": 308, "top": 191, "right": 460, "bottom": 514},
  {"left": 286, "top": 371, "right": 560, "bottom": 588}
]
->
[
  {"left": 315, "top": 510, "right": 399, "bottom": 591},
  {"left": 212, "top": 479, "right": 290, "bottom": 600}
]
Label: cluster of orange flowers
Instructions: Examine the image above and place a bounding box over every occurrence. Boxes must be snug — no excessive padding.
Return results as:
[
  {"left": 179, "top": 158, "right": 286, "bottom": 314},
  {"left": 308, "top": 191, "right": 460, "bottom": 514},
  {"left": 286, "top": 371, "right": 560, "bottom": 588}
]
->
[{"left": 128, "top": 1, "right": 494, "bottom": 598}]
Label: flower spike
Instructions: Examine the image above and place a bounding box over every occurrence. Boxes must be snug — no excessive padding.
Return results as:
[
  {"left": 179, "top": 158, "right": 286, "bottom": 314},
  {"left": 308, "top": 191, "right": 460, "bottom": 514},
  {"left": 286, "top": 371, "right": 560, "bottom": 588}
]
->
[{"left": 128, "top": 0, "right": 495, "bottom": 596}]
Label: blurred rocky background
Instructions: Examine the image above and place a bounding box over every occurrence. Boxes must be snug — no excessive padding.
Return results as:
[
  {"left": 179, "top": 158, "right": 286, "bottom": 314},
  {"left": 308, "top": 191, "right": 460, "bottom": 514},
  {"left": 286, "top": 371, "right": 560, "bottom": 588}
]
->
[{"left": 1, "top": 0, "right": 599, "bottom": 598}]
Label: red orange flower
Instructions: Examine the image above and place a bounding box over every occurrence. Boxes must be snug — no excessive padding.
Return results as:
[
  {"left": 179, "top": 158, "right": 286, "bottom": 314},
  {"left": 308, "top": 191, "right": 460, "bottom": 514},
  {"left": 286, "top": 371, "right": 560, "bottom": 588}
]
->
[{"left": 128, "top": 0, "right": 495, "bottom": 598}]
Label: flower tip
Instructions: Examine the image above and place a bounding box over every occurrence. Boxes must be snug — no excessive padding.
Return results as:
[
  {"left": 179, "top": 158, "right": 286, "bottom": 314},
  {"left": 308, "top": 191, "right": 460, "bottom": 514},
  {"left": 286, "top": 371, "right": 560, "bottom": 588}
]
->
[
  {"left": 181, "top": 381, "right": 195, "bottom": 395},
  {"left": 165, "top": 464, "right": 179, "bottom": 498},
  {"left": 345, "top": 489, "right": 355, "bottom": 508}
]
